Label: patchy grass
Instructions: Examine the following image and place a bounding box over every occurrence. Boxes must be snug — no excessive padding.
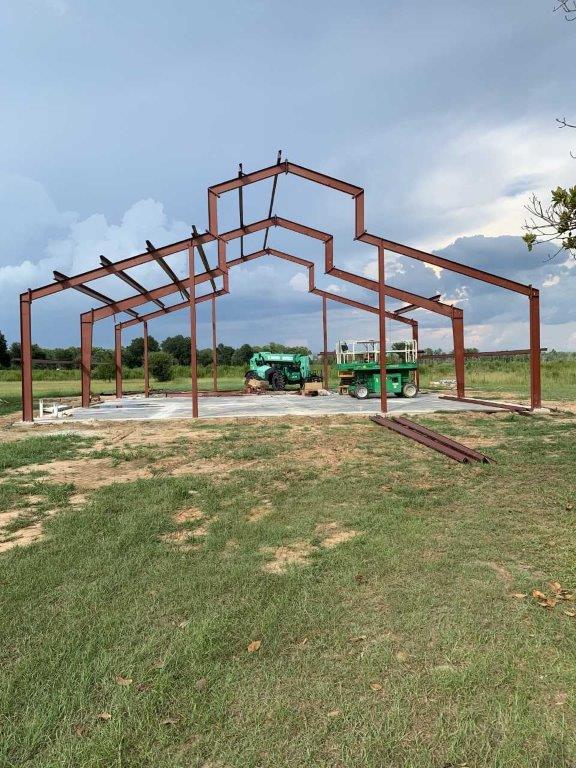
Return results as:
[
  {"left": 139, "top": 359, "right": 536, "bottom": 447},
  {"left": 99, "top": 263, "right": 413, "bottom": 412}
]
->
[
  {"left": 0, "top": 412, "right": 575, "bottom": 766},
  {"left": 0, "top": 433, "right": 95, "bottom": 472}
]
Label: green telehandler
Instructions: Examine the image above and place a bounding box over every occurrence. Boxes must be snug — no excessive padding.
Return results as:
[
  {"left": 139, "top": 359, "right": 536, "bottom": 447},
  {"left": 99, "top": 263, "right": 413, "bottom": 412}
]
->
[{"left": 244, "top": 351, "right": 322, "bottom": 391}]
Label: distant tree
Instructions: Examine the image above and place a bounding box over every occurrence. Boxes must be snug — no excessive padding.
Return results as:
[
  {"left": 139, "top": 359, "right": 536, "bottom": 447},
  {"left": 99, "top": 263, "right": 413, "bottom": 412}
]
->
[
  {"left": 92, "top": 347, "right": 113, "bottom": 366},
  {"left": 124, "top": 335, "right": 159, "bottom": 368},
  {"left": 231, "top": 343, "right": 253, "bottom": 366},
  {"left": 46, "top": 346, "right": 80, "bottom": 363},
  {"left": 216, "top": 343, "right": 235, "bottom": 365},
  {"left": 197, "top": 348, "right": 213, "bottom": 367},
  {"left": 256, "top": 342, "right": 312, "bottom": 356},
  {"left": 8, "top": 341, "right": 47, "bottom": 363},
  {"left": 94, "top": 350, "right": 116, "bottom": 381},
  {"left": 0, "top": 332, "right": 10, "bottom": 368},
  {"left": 161, "top": 335, "right": 190, "bottom": 366},
  {"left": 149, "top": 351, "right": 173, "bottom": 381}
]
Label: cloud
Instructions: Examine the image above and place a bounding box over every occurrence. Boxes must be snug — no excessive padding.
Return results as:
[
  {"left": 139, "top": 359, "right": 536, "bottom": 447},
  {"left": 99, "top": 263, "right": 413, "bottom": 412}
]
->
[
  {"left": 362, "top": 253, "right": 406, "bottom": 281},
  {"left": 43, "top": 0, "right": 69, "bottom": 15},
  {"left": 1, "top": 173, "right": 575, "bottom": 353},
  {"left": 288, "top": 272, "right": 309, "bottom": 293},
  {"left": 409, "top": 120, "right": 575, "bottom": 249},
  {"left": 0, "top": 173, "right": 76, "bottom": 264}
]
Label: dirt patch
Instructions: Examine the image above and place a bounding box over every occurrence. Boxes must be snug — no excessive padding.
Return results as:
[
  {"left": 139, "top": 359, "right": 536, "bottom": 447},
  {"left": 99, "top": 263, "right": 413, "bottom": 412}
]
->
[
  {"left": 0, "top": 511, "right": 57, "bottom": 553},
  {"left": 160, "top": 507, "right": 215, "bottom": 551},
  {"left": 5, "top": 450, "right": 244, "bottom": 491},
  {"left": 315, "top": 522, "right": 359, "bottom": 548},
  {"left": 174, "top": 507, "right": 203, "bottom": 524},
  {"left": 69, "top": 493, "right": 88, "bottom": 505},
  {"left": 190, "top": 521, "right": 211, "bottom": 538},
  {"left": 0, "top": 510, "right": 27, "bottom": 527},
  {"left": 161, "top": 530, "right": 192, "bottom": 545},
  {"left": 247, "top": 500, "right": 273, "bottom": 522},
  {"left": 477, "top": 560, "right": 514, "bottom": 588},
  {"left": 261, "top": 522, "right": 361, "bottom": 573},
  {"left": 261, "top": 541, "right": 315, "bottom": 573}
]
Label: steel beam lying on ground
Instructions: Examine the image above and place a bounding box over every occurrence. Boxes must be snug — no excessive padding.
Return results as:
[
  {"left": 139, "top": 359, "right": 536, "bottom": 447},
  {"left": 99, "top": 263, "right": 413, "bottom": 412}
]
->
[
  {"left": 371, "top": 414, "right": 493, "bottom": 463},
  {"left": 438, "top": 395, "right": 533, "bottom": 414}
]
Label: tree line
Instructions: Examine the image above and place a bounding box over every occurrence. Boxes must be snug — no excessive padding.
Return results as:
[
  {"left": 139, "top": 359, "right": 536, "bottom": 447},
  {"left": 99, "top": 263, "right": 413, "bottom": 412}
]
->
[{"left": 0, "top": 331, "right": 311, "bottom": 372}]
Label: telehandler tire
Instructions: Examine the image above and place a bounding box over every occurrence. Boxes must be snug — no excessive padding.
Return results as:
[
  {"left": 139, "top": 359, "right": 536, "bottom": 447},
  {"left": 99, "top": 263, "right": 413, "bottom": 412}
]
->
[{"left": 269, "top": 370, "right": 286, "bottom": 391}]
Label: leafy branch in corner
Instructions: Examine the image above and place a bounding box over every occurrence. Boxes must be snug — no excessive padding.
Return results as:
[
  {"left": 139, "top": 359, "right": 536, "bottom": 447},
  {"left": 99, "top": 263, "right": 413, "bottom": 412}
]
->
[
  {"left": 523, "top": 187, "right": 576, "bottom": 259},
  {"left": 554, "top": 1, "right": 576, "bottom": 20},
  {"left": 522, "top": 3, "right": 575, "bottom": 259}
]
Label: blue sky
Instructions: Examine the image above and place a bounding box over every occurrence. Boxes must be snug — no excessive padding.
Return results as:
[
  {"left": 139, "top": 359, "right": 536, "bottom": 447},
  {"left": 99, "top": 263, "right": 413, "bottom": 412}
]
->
[{"left": 1, "top": 0, "right": 575, "bottom": 353}]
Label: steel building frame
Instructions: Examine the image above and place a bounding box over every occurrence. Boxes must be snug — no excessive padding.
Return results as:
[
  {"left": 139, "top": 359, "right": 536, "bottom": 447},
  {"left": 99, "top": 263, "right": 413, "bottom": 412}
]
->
[
  {"left": 19, "top": 158, "right": 541, "bottom": 422},
  {"left": 113, "top": 247, "right": 422, "bottom": 399}
]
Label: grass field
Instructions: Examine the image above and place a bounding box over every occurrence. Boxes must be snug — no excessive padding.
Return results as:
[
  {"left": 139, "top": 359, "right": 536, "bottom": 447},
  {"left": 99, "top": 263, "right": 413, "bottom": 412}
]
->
[{"left": 0, "top": 409, "right": 575, "bottom": 766}]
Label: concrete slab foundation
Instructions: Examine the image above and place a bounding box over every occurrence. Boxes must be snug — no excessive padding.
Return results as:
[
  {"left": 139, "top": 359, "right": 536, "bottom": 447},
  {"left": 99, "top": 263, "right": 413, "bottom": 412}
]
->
[{"left": 36, "top": 392, "right": 501, "bottom": 423}]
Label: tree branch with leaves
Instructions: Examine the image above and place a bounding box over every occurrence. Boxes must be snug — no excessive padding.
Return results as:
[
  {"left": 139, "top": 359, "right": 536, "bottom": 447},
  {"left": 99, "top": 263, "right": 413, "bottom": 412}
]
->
[
  {"left": 522, "top": 2, "right": 575, "bottom": 259},
  {"left": 523, "top": 187, "right": 576, "bottom": 259}
]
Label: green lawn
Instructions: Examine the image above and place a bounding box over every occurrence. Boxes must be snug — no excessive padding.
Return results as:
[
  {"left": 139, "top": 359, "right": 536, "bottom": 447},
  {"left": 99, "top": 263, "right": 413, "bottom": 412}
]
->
[{"left": 0, "top": 412, "right": 575, "bottom": 766}]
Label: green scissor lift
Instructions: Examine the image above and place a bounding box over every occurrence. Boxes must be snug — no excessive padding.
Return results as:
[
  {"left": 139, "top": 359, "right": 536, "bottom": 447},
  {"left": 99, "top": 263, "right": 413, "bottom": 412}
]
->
[{"left": 336, "top": 339, "right": 418, "bottom": 400}]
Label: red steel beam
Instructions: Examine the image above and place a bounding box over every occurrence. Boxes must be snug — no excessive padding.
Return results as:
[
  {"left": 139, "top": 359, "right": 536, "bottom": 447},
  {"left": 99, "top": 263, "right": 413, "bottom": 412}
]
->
[
  {"left": 377, "top": 243, "right": 387, "bottom": 414},
  {"left": 114, "top": 325, "right": 122, "bottom": 398},
  {"left": 54, "top": 270, "right": 140, "bottom": 319},
  {"left": 208, "top": 161, "right": 534, "bottom": 296},
  {"left": 529, "top": 293, "right": 542, "bottom": 408},
  {"left": 394, "top": 294, "right": 441, "bottom": 316},
  {"left": 328, "top": 266, "right": 458, "bottom": 318},
  {"left": 80, "top": 312, "right": 93, "bottom": 408},
  {"left": 143, "top": 321, "right": 150, "bottom": 398},
  {"left": 99, "top": 255, "right": 166, "bottom": 310},
  {"left": 20, "top": 292, "right": 33, "bottom": 421},
  {"left": 26, "top": 229, "right": 215, "bottom": 302},
  {"left": 188, "top": 245, "right": 198, "bottom": 418},
  {"left": 322, "top": 296, "right": 328, "bottom": 389},
  {"left": 452, "top": 313, "right": 465, "bottom": 398},
  {"left": 211, "top": 296, "right": 218, "bottom": 392}
]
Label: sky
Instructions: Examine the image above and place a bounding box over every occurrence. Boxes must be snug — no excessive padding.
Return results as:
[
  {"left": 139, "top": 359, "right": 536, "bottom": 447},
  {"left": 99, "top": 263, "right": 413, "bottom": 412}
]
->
[{"left": 1, "top": 0, "right": 575, "bottom": 354}]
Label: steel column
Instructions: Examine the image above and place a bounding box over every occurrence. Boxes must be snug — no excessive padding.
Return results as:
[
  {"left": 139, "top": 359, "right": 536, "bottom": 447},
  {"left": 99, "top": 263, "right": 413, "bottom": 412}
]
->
[
  {"left": 80, "top": 312, "right": 93, "bottom": 408},
  {"left": 378, "top": 244, "right": 387, "bottom": 414},
  {"left": 322, "top": 296, "right": 329, "bottom": 389},
  {"left": 452, "top": 313, "right": 465, "bottom": 398},
  {"left": 114, "top": 325, "right": 122, "bottom": 398},
  {"left": 20, "top": 292, "right": 33, "bottom": 421},
  {"left": 529, "top": 291, "right": 542, "bottom": 408},
  {"left": 143, "top": 321, "right": 149, "bottom": 398},
  {"left": 188, "top": 246, "right": 199, "bottom": 418},
  {"left": 211, "top": 296, "right": 218, "bottom": 392},
  {"left": 412, "top": 323, "right": 419, "bottom": 390}
]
